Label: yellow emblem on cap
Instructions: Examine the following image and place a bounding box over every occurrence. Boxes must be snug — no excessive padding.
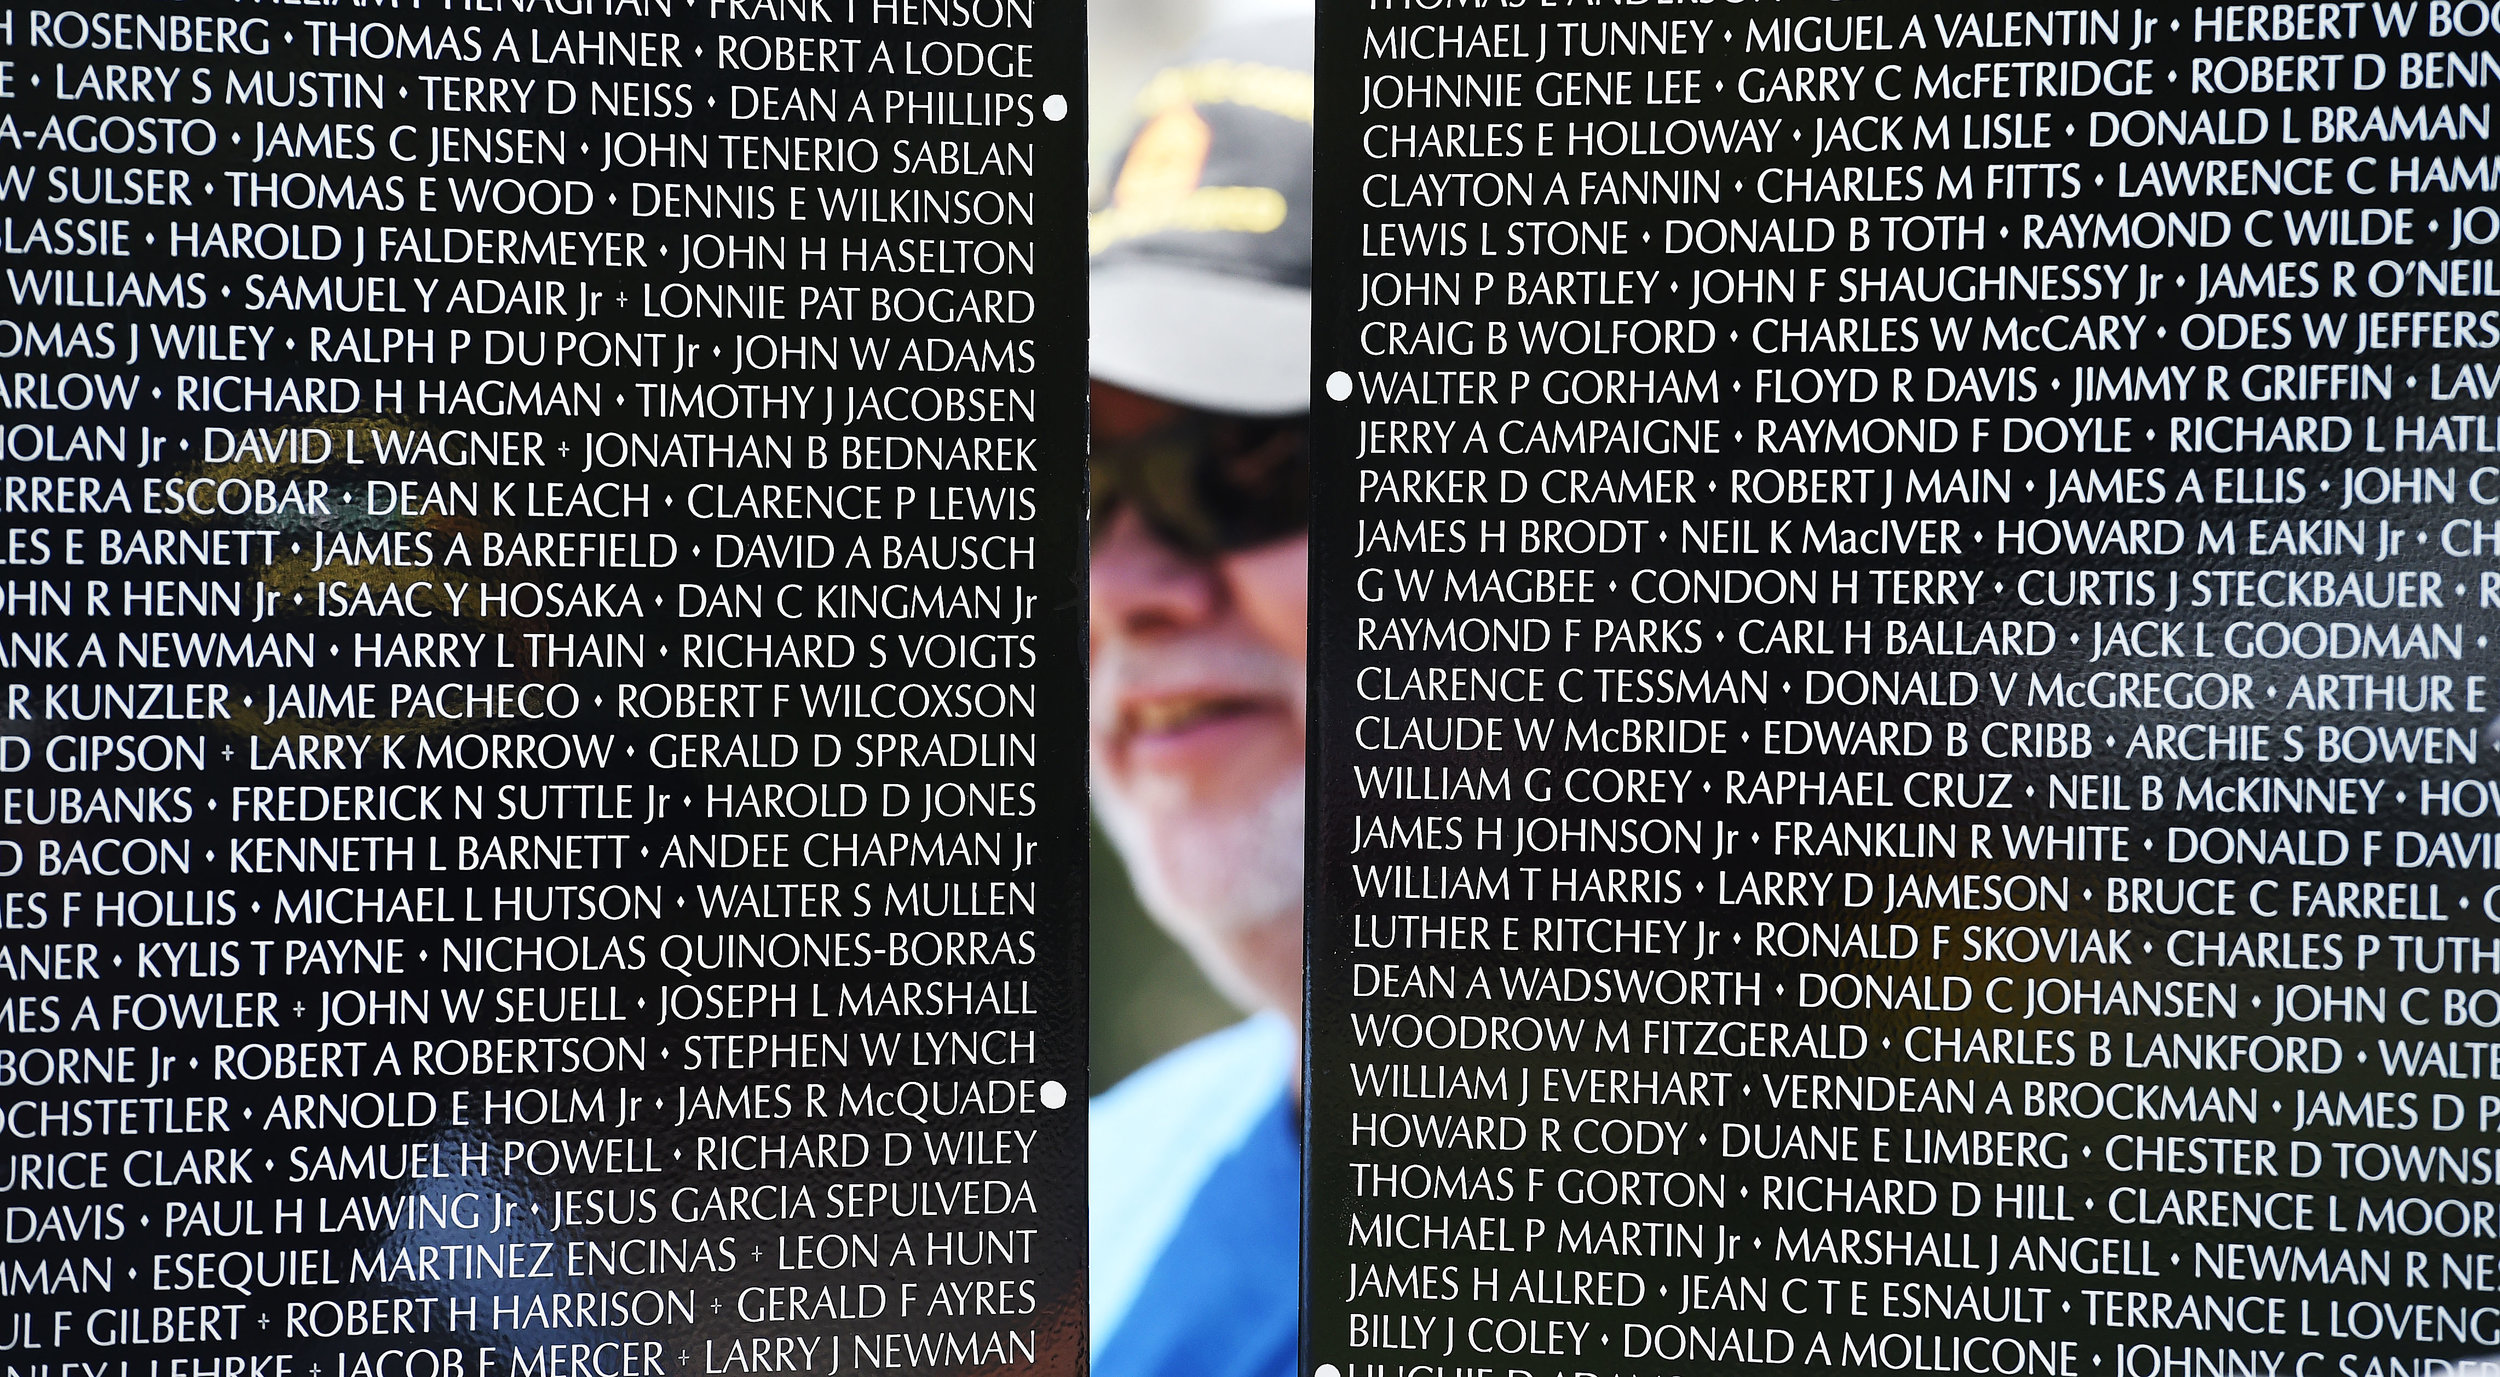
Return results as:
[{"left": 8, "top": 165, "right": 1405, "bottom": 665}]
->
[
  {"left": 1091, "top": 100, "right": 1288, "bottom": 255},
  {"left": 1113, "top": 105, "right": 1213, "bottom": 209}
]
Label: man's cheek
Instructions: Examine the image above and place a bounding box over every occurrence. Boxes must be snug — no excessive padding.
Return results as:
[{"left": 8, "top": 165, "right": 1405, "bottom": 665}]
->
[
  {"left": 1223, "top": 538, "right": 1309, "bottom": 659},
  {"left": 1087, "top": 735, "right": 1133, "bottom": 790}
]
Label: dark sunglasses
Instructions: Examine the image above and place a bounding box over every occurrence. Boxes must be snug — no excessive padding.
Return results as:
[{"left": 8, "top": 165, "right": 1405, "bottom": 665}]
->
[{"left": 1091, "top": 413, "right": 1309, "bottom": 557}]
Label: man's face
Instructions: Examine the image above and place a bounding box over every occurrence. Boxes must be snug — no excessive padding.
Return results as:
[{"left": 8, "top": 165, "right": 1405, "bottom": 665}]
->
[{"left": 1089, "top": 381, "right": 1309, "bottom": 1020}]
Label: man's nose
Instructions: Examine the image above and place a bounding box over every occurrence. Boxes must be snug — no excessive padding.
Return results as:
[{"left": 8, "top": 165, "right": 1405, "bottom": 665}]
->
[{"left": 1092, "top": 508, "right": 1222, "bottom": 637}]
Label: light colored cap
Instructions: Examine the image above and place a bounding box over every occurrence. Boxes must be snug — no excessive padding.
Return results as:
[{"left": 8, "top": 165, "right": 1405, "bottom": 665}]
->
[
  {"left": 1093, "top": 263, "right": 1310, "bottom": 415},
  {"left": 1090, "top": 17, "right": 1312, "bottom": 416}
]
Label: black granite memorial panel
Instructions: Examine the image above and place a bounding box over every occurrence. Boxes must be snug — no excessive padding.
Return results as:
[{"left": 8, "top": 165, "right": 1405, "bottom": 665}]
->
[
  {"left": 1307, "top": 3, "right": 2500, "bottom": 1373},
  {"left": 0, "top": 4, "right": 1086, "bottom": 1376}
]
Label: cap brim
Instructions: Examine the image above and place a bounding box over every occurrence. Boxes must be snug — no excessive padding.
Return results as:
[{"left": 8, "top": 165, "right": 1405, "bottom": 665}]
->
[{"left": 1092, "top": 264, "right": 1310, "bottom": 416}]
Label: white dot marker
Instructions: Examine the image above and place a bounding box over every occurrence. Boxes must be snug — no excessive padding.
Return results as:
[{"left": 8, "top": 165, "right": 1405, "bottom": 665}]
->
[
  {"left": 1043, "top": 94, "right": 1069, "bottom": 122},
  {"left": 1325, "top": 370, "right": 1353, "bottom": 401},
  {"left": 1039, "top": 1080, "right": 1068, "bottom": 1109},
  {"left": 1317, "top": 1367, "right": 1342, "bottom": 1377}
]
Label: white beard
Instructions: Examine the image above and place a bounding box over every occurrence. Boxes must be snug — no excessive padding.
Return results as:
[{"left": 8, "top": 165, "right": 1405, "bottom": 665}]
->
[{"left": 1095, "top": 764, "right": 1305, "bottom": 1010}]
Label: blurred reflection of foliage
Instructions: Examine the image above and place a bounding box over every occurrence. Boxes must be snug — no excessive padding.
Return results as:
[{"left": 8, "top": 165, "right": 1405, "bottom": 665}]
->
[{"left": 1092, "top": 818, "right": 1238, "bottom": 1091}]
